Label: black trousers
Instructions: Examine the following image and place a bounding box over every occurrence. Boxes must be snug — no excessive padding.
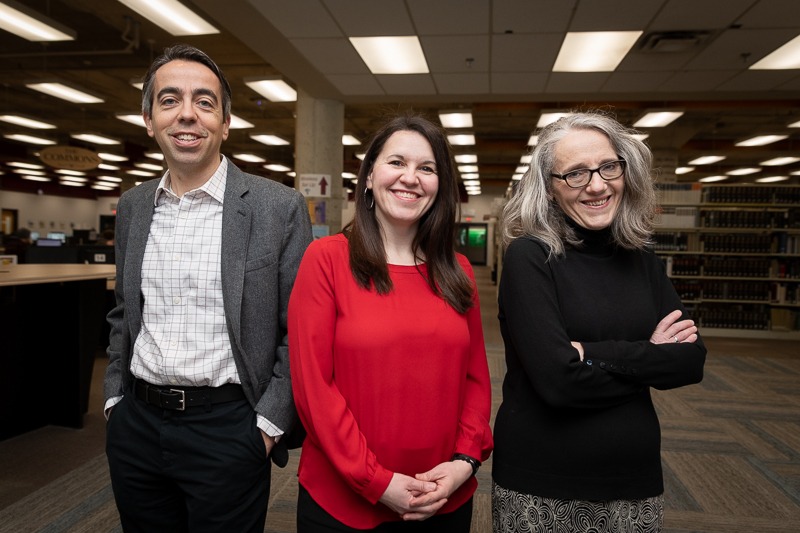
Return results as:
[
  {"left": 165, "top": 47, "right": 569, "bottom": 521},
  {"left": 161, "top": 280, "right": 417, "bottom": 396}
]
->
[
  {"left": 297, "top": 484, "right": 474, "bottom": 532},
  {"left": 106, "top": 394, "right": 271, "bottom": 533}
]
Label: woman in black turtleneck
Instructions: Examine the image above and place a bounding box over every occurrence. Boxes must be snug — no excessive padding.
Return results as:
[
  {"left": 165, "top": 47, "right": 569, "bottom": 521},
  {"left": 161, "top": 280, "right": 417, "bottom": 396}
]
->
[{"left": 492, "top": 111, "right": 706, "bottom": 533}]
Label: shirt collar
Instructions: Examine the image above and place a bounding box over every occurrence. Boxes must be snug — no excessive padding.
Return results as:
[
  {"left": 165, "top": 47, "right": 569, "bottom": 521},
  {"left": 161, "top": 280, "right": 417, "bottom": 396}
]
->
[{"left": 153, "top": 156, "right": 228, "bottom": 206}]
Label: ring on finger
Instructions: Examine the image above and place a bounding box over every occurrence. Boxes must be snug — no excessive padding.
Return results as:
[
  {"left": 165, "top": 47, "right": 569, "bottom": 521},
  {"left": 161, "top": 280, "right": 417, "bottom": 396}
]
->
[{"left": 674, "top": 335, "right": 679, "bottom": 343}]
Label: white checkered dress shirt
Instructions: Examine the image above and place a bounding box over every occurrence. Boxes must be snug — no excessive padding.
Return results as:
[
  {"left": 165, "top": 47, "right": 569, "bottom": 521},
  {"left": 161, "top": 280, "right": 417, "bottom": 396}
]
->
[{"left": 129, "top": 157, "right": 281, "bottom": 436}]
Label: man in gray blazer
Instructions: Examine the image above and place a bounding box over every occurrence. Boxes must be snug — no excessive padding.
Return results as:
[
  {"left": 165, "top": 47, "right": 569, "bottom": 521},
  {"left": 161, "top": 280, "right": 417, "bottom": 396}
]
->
[{"left": 104, "top": 44, "right": 312, "bottom": 532}]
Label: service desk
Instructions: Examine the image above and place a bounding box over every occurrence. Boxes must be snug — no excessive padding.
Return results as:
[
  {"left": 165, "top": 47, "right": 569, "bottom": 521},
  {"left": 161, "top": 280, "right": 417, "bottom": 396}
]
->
[{"left": 0, "top": 264, "right": 115, "bottom": 440}]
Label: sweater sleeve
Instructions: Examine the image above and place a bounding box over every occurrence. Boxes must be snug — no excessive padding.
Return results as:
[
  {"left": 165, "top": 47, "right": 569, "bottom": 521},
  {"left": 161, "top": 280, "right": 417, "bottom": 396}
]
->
[
  {"left": 499, "top": 238, "right": 643, "bottom": 409},
  {"left": 288, "top": 240, "right": 393, "bottom": 504},
  {"left": 453, "top": 259, "right": 494, "bottom": 463},
  {"left": 579, "top": 253, "right": 706, "bottom": 390}
]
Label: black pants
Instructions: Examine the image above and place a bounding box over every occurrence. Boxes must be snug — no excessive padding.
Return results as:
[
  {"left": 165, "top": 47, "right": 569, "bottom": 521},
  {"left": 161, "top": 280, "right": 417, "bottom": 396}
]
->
[
  {"left": 106, "top": 394, "right": 271, "bottom": 533},
  {"left": 297, "top": 484, "right": 473, "bottom": 532}
]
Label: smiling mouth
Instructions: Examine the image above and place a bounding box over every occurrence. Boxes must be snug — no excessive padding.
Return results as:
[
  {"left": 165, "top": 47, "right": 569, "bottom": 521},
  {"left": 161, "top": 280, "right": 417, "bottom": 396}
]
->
[
  {"left": 392, "top": 190, "right": 420, "bottom": 200},
  {"left": 582, "top": 196, "right": 610, "bottom": 207}
]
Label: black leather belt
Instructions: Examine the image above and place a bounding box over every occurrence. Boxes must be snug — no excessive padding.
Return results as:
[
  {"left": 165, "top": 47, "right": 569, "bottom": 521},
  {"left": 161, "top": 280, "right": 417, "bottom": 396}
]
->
[{"left": 134, "top": 378, "right": 245, "bottom": 411}]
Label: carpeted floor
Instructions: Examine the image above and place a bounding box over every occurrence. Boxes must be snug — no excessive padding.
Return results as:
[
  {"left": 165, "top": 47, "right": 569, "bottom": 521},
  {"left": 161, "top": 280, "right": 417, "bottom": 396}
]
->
[{"left": 0, "top": 266, "right": 798, "bottom": 532}]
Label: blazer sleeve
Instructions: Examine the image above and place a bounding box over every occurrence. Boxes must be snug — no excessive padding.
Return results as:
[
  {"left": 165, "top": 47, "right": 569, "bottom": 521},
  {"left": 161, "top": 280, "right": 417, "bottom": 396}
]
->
[{"left": 103, "top": 192, "right": 131, "bottom": 402}]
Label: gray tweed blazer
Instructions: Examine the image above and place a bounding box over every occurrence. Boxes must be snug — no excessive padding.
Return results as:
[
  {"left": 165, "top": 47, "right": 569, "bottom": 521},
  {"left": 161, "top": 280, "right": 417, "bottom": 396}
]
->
[{"left": 103, "top": 159, "right": 312, "bottom": 466}]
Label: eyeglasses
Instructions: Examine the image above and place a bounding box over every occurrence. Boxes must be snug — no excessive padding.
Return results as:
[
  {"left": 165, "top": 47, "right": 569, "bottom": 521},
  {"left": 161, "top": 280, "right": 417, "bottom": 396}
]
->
[{"left": 550, "top": 159, "right": 626, "bottom": 189}]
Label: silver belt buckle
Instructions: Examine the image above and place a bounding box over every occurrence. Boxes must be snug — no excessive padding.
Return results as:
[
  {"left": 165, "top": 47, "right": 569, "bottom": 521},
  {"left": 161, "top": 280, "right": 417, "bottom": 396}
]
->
[{"left": 170, "top": 389, "right": 186, "bottom": 410}]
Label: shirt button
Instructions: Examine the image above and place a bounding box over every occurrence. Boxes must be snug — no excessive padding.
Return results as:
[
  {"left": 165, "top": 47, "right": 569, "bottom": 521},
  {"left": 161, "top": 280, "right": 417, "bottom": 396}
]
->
[
  {"left": 600, "top": 362, "right": 606, "bottom": 369},
  {"left": 585, "top": 359, "right": 593, "bottom": 366},
  {"left": 173, "top": 297, "right": 181, "bottom": 305},
  {"left": 173, "top": 254, "right": 180, "bottom": 261},
  {"left": 170, "top": 341, "right": 177, "bottom": 347}
]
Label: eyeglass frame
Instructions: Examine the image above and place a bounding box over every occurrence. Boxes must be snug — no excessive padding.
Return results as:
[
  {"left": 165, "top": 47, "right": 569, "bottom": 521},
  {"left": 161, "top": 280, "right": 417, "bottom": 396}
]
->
[{"left": 550, "top": 159, "right": 627, "bottom": 189}]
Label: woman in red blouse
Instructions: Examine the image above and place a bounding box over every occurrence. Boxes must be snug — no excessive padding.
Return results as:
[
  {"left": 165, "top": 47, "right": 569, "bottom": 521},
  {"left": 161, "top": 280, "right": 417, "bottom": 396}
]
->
[{"left": 288, "top": 115, "right": 493, "bottom": 531}]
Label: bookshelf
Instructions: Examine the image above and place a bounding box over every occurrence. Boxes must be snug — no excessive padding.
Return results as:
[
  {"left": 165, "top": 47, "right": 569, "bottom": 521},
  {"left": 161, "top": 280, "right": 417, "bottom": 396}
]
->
[{"left": 655, "top": 183, "right": 800, "bottom": 339}]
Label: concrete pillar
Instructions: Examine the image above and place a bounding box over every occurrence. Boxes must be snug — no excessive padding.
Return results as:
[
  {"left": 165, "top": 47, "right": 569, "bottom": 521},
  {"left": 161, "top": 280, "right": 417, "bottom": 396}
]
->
[{"left": 294, "top": 88, "right": 344, "bottom": 235}]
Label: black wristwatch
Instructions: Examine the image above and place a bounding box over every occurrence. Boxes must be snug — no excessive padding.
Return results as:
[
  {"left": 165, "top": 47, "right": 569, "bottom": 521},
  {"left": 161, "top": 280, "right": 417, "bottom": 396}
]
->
[{"left": 451, "top": 453, "right": 481, "bottom": 476}]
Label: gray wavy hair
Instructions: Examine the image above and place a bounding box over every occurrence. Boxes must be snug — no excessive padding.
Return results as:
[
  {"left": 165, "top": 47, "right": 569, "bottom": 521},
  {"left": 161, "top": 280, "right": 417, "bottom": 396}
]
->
[{"left": 501, "top": 110, "right": 657, "bottom": 257}]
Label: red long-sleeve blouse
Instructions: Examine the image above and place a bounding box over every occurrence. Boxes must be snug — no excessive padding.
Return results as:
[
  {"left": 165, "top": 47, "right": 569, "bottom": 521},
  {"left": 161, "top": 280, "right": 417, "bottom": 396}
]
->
[{"left": 288, "top": 234, "right": 493, "bottom": 529}]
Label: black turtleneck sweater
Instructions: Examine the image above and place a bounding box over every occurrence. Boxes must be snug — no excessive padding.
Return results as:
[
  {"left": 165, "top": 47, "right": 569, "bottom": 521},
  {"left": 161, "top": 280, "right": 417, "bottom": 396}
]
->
[{"left": 493, "top": 222, "right": 706, "bottom": 500}]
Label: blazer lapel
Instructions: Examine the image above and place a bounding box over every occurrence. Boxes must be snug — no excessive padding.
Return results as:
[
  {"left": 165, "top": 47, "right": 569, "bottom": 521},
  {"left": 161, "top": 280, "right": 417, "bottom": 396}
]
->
[{"left": 221, "top": 164, "right": 251, "bottom": 344}]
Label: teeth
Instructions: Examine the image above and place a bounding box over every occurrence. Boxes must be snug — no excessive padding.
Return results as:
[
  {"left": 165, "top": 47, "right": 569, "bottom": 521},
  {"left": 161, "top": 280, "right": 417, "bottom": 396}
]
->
[
  {"left": 395, "top": 191, "right": 418, "bottom": 199},
  {"left": 177, "top": 134, "right": 198, "bottom": 141},
  {"left": 584, "top": 198, "right": 608, "bottom": 207}
]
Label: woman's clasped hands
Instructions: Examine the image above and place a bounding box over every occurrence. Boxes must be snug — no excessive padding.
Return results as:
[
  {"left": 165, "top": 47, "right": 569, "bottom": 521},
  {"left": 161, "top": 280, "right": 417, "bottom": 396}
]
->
[{"left": 379, "top": 459, "right": 474, "bottom": 521}]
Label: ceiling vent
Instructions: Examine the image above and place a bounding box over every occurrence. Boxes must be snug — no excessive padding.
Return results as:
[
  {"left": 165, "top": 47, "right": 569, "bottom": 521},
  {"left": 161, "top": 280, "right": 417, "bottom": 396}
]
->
[{"left": 639, "top": 31, "right": 711, "bottom": 53}]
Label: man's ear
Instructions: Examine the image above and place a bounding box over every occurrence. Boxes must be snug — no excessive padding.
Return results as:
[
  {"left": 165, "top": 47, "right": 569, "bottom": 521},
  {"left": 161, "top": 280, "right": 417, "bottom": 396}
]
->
[{"left": 143, "top": 112, "right": 154, "bottom": 138}]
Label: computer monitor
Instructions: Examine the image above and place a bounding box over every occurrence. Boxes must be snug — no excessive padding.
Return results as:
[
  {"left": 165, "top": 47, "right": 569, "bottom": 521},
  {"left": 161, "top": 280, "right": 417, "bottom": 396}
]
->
[
  {"left": 46, "top": 232, "right": 66, "bottom": 243},
  {"left": 36, "top": 238, "right": 62, "bottom": 247}
]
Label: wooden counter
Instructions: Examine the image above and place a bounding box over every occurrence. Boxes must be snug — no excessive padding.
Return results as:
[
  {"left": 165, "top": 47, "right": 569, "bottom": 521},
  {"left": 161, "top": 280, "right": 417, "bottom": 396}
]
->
[{"left": 0, "top": 264, "right": 116, "bottom": 439}]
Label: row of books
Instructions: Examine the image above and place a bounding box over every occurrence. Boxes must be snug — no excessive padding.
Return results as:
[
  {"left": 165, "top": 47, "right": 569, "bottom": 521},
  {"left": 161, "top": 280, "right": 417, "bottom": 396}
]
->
[
  {"left": 700, "top": 209, "right": 799, "bottom": 229},
  {"left": 665, "top": 256, "right": 799, "bottom": 278},
  {"left": 654, "top": 232, "right": 800, "bottom": 254},
  {"left": 671, "top": 280, "right": 798, "bottom": 304},
  {"left": 656, "top": 183, "right": 702, "bottom": 204},
  {"left": 703, "top": 186, "right": 800, "bottom": 205}
]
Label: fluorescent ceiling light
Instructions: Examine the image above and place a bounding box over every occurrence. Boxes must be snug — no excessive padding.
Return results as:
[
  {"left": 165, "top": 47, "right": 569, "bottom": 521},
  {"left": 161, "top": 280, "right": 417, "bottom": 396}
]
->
[
  {"left": 98, "top": 175, "right": 123, "bottom": 183},
  {"left": 0, "top": 114, "right": 55, "bottom": 129},
  {"left": 698, "top": 176, "right": 728, "bottom": 183},
  {"left": 116, "top": 113, "right": 146, "bottom": 127},
  {"left": 750, "top": 35, "right": 800, "bottom": 69},
  {"left": 244, "top": 78, "right": 297, "bottom": 102},
  {"left": 342, "top": 172, "right": 357, "bottom": 180},
  {"left": 265, "top": 164, "right": 291, "bottom": 172},
  {"left": 60, "top": 180, "right": 84, "bottom": 187},
  {"left": 350, "top": 36, "right": 429, "bottom": 74},
  {"left": 675, "top": 167, "right": 695, "bottom": 174},
  {"left": 512, "top": 174, "right": 524, "bottom": 180},
  {"left": 789, "top": 120, "right": 800, "bottom": 128},
  {"left": 633, "top": 111, "right": 683, "bottom": 128},
  {"left": 12, "top": 168, "right": 46, "bottom": 176},
  {"left": 520, "top": 155, "right": 533, "bottom": 164},
  {"left": 463, "top": 179, "right": 480, "bottom": 186},
  {"left": 20, "top": 175, "right": 50, "bottom": 182},
  {"left": 439, "top": 111, "right": 473, "bottom": 129},
  {"left": 233, "top": 153, "right": 266, "bottom": 163},
  {"left": 126, "top": 170, "right": 156, "bottom": 177},
  {"left": 98, "top": 163, "right": 120, "bottom": 171},
  {"left": 448, "top": 134, "right": 475, "bottom": 146},
  {"left": 632, "top": 134, "right": 649, "bottom": 141},
  {"left": 71, "top": 133, "right": 120, "bottom": 145},
  {"left": 458, "top": 165, "right": 479, "bottom": 173},
  {"left": 553, "top": 31, "right": 641, "bottom": 72},
  {"left": 55, "top": 169, "right": 86, "bottom": 176},
  {"left": 455, "top": 154, "right": 477, "bottom": 164},
  {"left": 229, "top": 114, "right": 254, "bottom": 129},
  {"left": 355, "top": 153, "right": 366, "bottom": 161},
  {"left": 98, "top": 152, "right": 128, "bottom": 162},
  {"left": 528, "top": 135, "right": 539, "bottom": 146},
  {"left": 466, "top": 190, "right": 481, "bottom": 195},
  {"left": 0, "top": 0, "right": 75, "bottom": 41},
  {"left": 135, "top": 162, "right": 163, "bottom": 171},
  {"left": 251, "top": 134, "right": 290, "bottom": 146},
  {"left": 726, "top": 167, "right": 761, "bottom": 176},
  {"left": 26, "top": 82, "right": 103, "bottom": 103},
  {"left": 760, "top": 156, "right": 800, "bottom": 166},
  {"left": 3, "top": 133, "right": 56, "bottom": 145},
  {"left": 130, "top": 78, "right": 144, "bottom": 90},
  {"left": 516, "top": 166, "right": 530, "bottom": 174},
  {"left": 59, "top": 176, "right": 88, "bottom": 183},
  {"left": 145, "top": 152, "right": 164, "bottom": 160},
  {"left": 756, "top": 175, "right": 788, "bottom": 183},
  {"left": 688, "top": 155, "right": 725, "bottom": 165},
  {"left": 735, "top": 134, "right": 788, "bottom": 147},
  {"left": 461, "top": 173, "right": 479, "bottom": 180},
  {"left": 92, "top": 184, "right": 117, "bottom": 190},
  {"left": 117, "top": 0, "right": 218, "bottom": 36},
  {"left": 8, "top": 161, "right": 44, "bottom": 169},
  {"left": 342, "top": 135, "right": 361, "bottom": 146},
  {"left": 537, "top": 112, "right": 571, "bottom": 128}
]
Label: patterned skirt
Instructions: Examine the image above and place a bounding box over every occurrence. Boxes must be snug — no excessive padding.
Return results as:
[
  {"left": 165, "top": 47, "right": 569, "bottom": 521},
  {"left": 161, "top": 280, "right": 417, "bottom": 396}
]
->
[{"left": 492, "top": 481, "right": 664, "bottom": 533}]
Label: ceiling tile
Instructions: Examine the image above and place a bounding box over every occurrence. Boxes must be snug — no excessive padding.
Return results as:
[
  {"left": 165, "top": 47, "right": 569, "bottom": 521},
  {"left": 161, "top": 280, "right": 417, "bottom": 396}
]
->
[
  {"left": 408, "top": 0, "right": 490, "bottom": 35},
  {"left": 649, "top": 0, "right": 753, "bottom": 31},
  {"left": 323, "top": 0, "right": 414, "bottom": 36},
  {"left": 685, "top": 28, "right": 799, "bottom": 70},
  {"left": 570, "top": 0, "right": 662, "bottom": 31},
  {"left": 433, "top": 73, "right": 490, "bottom": 94},
  {"left": 546, "top": 73, "right": 610, "bottom": 93},
  {"left": 375, "top": 74, "right": 437, "bottom": 95},
  {"left": 421, "top": 36, "right": 490, "bottom": 73},
  {"left": 735, "top": 0, "right": 800, "bottom": 28},
  {"left": 327, "top": 75, "right": 385, "bottom": 95},
  {"left": 490, "top": 73, "right": 549, "bottom": 94},
  {"left": 657, "top": 71, "right": 738, "bottom": 92},
  {"left": 601, "top": 71, "right": 674, "bottom": 92},
  {"left": 249, "top": 0, "right": 341, "bottom": 38},
  {"left": 491, "top": 34, "right": 562, "bottom": 72},
  {"left": 715, "top": 70, "right": 800, "bottom": 92},
  {"left": 290, "top": 38, "right": 369, "bottom": 74},
  {"left": 492, "top": 0, "right": 575, "bottom": 34}
]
